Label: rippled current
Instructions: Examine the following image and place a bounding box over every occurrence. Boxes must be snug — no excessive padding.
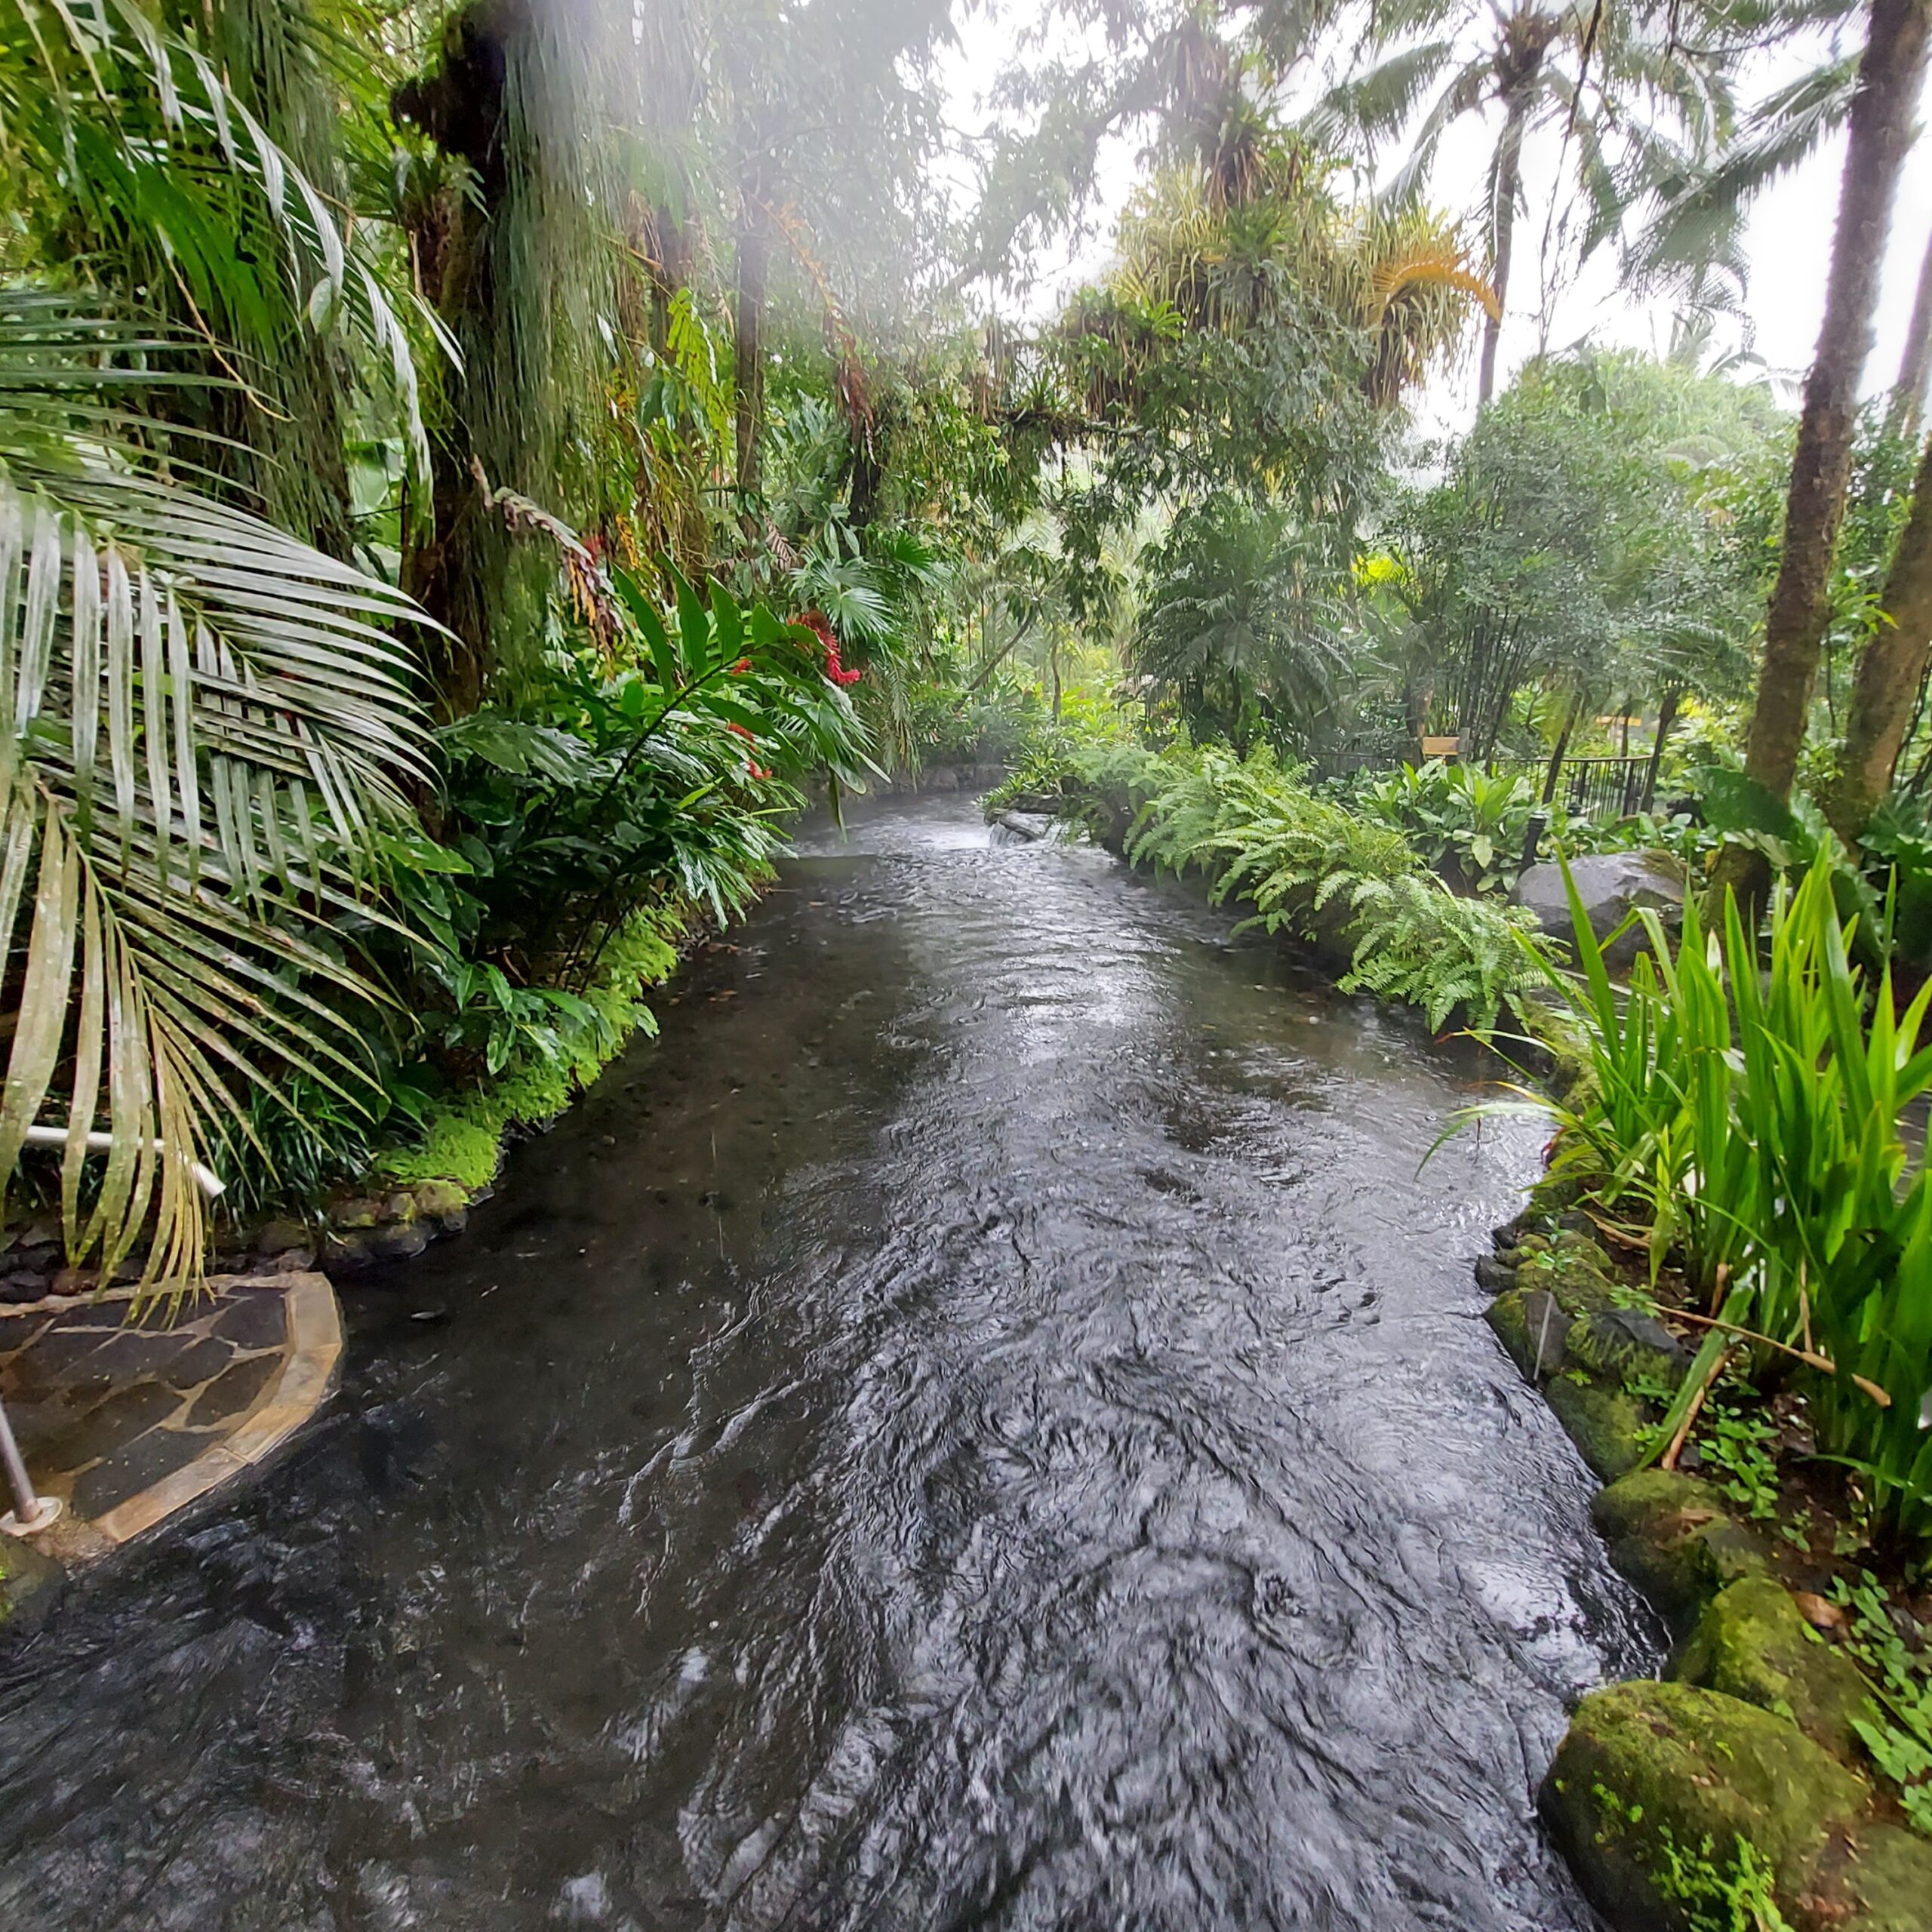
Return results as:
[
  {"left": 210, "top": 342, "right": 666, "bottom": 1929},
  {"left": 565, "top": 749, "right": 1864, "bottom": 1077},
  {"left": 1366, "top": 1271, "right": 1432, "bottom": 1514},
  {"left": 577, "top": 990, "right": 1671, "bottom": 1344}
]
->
[{"left": 0, "top": 795, "right": 1659, "bottom": 1931}]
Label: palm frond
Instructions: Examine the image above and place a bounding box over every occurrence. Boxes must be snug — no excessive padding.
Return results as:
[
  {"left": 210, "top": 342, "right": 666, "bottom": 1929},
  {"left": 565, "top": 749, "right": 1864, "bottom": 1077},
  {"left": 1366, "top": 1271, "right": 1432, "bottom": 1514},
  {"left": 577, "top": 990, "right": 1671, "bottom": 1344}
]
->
[{"left": 0, "top": 291, "right": 436, "bottom": 1296}]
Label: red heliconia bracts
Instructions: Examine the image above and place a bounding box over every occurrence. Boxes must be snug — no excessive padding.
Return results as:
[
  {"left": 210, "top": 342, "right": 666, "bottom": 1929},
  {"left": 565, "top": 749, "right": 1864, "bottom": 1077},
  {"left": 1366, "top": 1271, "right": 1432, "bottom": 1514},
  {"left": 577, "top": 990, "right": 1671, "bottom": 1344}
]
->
[{"left": 795, "top": 610, "right": 863, "bottom": 686}]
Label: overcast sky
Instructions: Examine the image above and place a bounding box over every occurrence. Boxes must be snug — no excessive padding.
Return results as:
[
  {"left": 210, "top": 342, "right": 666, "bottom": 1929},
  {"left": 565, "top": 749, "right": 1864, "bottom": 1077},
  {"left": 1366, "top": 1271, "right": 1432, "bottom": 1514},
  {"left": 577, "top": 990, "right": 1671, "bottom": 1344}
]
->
[{"left": 940, "top": 11, "right": 1932, "bottom": 434}]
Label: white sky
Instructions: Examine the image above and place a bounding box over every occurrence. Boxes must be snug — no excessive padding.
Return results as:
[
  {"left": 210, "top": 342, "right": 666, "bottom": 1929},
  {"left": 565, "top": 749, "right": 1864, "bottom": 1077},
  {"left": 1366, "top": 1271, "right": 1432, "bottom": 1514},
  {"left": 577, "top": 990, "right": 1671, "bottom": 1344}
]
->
[{"left": 940, "top": 10, "right": 1932, "bottom": 435}]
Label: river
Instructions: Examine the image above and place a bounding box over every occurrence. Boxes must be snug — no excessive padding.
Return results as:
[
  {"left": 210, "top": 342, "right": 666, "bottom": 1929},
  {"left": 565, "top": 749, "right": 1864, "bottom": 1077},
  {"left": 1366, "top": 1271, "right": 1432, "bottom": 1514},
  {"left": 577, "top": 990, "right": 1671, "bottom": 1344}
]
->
[{"left": 0, "top": 795, "right": 1658, "bottom": 1931}]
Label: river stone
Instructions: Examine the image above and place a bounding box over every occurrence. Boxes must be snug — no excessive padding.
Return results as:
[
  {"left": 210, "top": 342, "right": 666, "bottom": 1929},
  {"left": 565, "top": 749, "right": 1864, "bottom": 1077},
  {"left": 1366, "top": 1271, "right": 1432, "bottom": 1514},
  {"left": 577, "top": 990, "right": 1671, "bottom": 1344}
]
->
[
  {"left": 1567, "top": 1306, "right": 1694, "bottom": 1389},
  {"left": 1473, "top": 1254, "right": 1516, "bottom": 1294},
  {"left": 1542, "top": 1680, "right": 1868, "bottom": 1932},
  {"left": 1592, "top": 1468, "right": 1770, "bottom": 1632},
  {"left": 1796, "top": 1824, "right": 1932, "bottom": 1932},
  {"left": 1669, "top": 1578, "right": 1878, "bottom": 1764},
  {"left": 1514, "top": 852, "right": 1686, "bottom": 966},
  {"left": 254, "top": 1217, "right": 310, "bottom": 1258},
  {"left": 0, "top": 1534, "right": 66, "bottom": 1641}
]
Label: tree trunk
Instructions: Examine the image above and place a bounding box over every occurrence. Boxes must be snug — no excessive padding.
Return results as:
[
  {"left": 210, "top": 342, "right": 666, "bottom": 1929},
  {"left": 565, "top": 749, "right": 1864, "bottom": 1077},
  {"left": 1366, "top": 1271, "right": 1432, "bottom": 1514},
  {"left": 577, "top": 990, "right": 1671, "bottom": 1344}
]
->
[
  {"left": 1542, "top": 689, "right": 1580, "bottom": 805},
  {"left": 1736, "top": 0, "right": 1931, "bottom": 808},
  {"left": 1642, "top": 688, "right": 1681, "bottom": 811},
  {"left": 1894, "top": 223, "right": 1932, "bottom": 438},
  {"left": 1826, "top": 430, "right": 1932, "bottom": 837},
  {"left": 1478, "top": 82, "right": 1534, "bottom": 407},
  {"left": 734, "top": 185, "right": 767, "bottom": 513}
]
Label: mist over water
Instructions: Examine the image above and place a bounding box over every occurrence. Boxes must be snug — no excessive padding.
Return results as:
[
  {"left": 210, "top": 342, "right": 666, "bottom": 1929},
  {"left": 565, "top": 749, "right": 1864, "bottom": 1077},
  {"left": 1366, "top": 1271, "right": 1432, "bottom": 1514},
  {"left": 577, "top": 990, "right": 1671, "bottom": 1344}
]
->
[{"left": 0, "top": 798, "right": 1657, "bottom": 1930}]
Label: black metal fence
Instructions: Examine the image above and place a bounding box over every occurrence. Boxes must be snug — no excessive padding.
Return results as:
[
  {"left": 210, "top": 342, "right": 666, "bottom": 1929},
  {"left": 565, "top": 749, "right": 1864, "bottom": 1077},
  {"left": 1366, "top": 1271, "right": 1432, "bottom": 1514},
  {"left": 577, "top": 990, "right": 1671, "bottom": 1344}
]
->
[
  {"left": 1315, "top": 746, "right": 1655, "bottom": 820},
  {"left": 1496, "top": 755, "right": 1654, "bottom": 820}
]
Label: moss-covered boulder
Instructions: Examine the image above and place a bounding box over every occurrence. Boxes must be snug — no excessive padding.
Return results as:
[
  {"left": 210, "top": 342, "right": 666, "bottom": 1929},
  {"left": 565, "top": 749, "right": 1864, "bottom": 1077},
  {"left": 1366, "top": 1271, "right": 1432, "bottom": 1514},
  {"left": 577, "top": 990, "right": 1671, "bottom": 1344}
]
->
[
  {"left": 1592, "top": 1468, "right": 1770, "bottom": 1632},
  {"left": 1795, "top": 1823, "right": 1932, "bottom": 1932},
  {"left": 1543, "top": 1680, "right": 1868, "bottom": 1931},
  {"left": 1670, "top": 1579, "right": 1879, "bottom": 1764},
  {"left": 0, "top": 1534, "right": 65, "bottom": 1640},
  {"left": 1566, "top": 1306, "right": 1692, "bottom": 1389},
  {"left": 1487, "top": 1287, "right": 1655, "bottom": 1478}
]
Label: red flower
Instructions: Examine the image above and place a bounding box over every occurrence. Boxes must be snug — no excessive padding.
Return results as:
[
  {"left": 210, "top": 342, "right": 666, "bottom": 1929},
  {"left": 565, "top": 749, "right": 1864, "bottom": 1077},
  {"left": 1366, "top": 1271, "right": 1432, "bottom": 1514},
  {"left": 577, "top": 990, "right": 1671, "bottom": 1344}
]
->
[
  {"left": 731, "top": 657, "right": 751, "bottom": 674},
  {"left": 793, "top": 609, "right": 863, "bottom": 686},
  {"left": 726, "top": 721, "right": 756, "bottom": 742},
  {"left": 747, "top": 760, "right": 772, "bottom": 781}
]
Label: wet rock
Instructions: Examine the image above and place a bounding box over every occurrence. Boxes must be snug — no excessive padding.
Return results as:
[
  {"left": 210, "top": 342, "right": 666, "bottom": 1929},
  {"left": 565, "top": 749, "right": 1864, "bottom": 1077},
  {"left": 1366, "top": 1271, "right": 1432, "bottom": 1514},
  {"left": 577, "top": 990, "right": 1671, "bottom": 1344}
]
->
[
  {"left": 997, "top": 811, "right": 1053, "bottom": 841},
  {"left": 1798, "top": 1823, "right": 1932, "bottom": 1932},
  {"left": 1592, "top": 1467, "right": 1770, "bottom": 1632},
  {"left": 1472, "top": 1254, "right": 1516, "bottom": 1294},
  {"left": 329, "top": 1198, "right": 384, "bottom": 1231},
  {"left": 1567, "top": 1307, "right": 1693, "bottom": 1389},
  {"left": 254, "top": 1217, "right": 310, "bottom": 1258},
  {"left": 0, "top": 1534, "right": 66, "bottom": 1641},
  {"left": 0, "top": 1270, "right": 48, "bottom": 1304},
  {"left": 382, "top": 1192, "right": 417, "bottom": 1224},
  {"left": 368, "top": 1223, "right": 431, "bottom": 1263},
  {"left": 1542, "top": 1679, "right": 1867, "bottom": 1932},
  {"left": 1491, "top": 1287, "right": 1572, "bottom": 1378},
  {"left": 261, "top": 1247, "right": 316, "bottom": 1275},
  {"left": 408, "top": 1174, "right": 467, "bottom": 1220},
  {"left": 1515, "top": 851, "right": 1686, "bottom": 967},
  {"left": 1669, "top": 1577, "right": 1878, "bottom": 1764}
]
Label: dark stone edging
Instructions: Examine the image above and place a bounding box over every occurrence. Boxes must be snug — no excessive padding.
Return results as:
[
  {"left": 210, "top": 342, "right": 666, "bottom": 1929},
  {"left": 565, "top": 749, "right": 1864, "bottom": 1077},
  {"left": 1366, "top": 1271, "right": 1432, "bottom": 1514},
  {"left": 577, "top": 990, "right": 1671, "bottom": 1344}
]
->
[{"left": 1481, "top": 1199, "right": 1932, "bottom": 1932}]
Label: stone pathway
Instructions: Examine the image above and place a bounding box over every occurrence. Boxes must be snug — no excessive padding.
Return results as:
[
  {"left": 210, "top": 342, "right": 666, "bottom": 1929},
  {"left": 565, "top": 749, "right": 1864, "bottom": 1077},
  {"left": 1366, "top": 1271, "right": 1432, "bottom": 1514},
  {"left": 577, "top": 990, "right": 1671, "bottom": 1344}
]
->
[{"left": 0, "top": 1273, "right": 340, "bottom": 1560}]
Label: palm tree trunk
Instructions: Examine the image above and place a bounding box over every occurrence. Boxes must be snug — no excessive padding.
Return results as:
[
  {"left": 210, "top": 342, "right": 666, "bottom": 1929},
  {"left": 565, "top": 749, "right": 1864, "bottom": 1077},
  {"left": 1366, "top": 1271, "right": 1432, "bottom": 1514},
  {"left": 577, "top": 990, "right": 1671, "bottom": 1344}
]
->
[
  {"left": 1478, "top": 85, "right": 1534, "bottom": 406},
  {"left": 1734, "top": 0, "right": 1930, "bottom": 813},
  {"left": 1894, "top": 222, "right": 1932, "bottom": 438},
  {"left": 1827, "top": 430, "right": 1932, "bottom": 837}
]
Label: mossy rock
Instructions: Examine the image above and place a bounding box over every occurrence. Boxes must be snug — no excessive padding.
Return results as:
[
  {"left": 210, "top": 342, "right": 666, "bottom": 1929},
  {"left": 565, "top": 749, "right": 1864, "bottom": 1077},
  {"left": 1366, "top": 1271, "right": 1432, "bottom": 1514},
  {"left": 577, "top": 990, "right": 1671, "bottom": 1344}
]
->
[
  {"left": 0, "top": 1534, "right": 65, "bottom": 1640},
  {"left": 1514, "top": 1240, "right": 1621, "bottom": 1318},
  {"left": 1670, "top": 1579, "right": 1880, "bottom": 1765},
  {"left": 1795, "top": 1824, "right": 1932, "bottom": 1932},
  {"left": 1487, "top": 1287, "right": 1654, "bottom": 1480},
  {"left": 1566, "top": 1306, "right": 1691, "bottom": 1391},
  {"left": 1545, "top": 1371, "right": 1657, "bottom": 1482},
  {"left": 1542, "top": 1679, "right": 1868, "bottom": 1931},
  {"left": 1592, "top": 1468, "right": 1770, "bottom": 1632}
]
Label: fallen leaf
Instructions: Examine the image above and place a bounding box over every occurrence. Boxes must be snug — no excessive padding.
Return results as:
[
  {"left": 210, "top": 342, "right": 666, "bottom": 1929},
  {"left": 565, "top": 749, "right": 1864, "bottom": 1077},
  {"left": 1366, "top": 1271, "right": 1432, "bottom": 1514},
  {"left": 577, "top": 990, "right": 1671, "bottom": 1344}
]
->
[{"left": 1793, "top": 1591, "right": 1846, "bottom": 1634}]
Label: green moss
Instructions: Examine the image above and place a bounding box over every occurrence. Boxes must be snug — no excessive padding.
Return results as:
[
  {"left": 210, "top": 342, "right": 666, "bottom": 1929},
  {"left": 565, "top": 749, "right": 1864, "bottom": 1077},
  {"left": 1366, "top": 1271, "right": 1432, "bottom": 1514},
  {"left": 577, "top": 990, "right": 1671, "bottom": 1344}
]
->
[
  {"left": 1801, "top": 1825, "right": 1932, "bottom": 1932},
  {"left": 1671, "top": 1579, "right": 1880, "bottom": 1764},
  {"left": 1592, "top": 1468, "right": 1770, "bottom": 1632},
  {"left": 1542, "top": 1679, "right": 1867, "bottom": 1931},
  {"left": 0, "top": 1535, "right": 63, "bottom": 1638},
  {"left": 1545, "top": 1373, "right": 1657, "bottom": 1481}
]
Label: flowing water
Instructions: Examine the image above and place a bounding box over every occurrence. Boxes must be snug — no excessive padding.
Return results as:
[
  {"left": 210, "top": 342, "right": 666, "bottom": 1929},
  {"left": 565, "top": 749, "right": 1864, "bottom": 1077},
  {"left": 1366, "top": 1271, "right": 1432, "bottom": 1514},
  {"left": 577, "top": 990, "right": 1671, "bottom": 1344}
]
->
[{"left": 0, "top": 795, "right": 1659, "bottom": 1932}]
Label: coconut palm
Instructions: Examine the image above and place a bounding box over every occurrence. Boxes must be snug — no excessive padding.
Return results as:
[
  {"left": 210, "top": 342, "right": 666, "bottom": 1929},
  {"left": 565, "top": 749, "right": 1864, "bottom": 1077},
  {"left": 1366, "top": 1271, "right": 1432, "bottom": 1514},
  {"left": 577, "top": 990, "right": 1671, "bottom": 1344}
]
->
[
  {"left": 0, "top": 0, "right": 438, "bottom": 1290},
  {"left": 1318, "top": 0, "right": 1752, "bottom": 401}
]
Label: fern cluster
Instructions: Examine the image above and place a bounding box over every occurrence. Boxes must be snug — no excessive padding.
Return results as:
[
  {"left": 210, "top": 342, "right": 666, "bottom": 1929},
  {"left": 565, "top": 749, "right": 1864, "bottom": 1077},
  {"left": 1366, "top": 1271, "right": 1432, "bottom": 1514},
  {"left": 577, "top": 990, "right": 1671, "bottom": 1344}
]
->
[{"left": 1006, "top": 735, "right": 1553, "bottom": 1032}]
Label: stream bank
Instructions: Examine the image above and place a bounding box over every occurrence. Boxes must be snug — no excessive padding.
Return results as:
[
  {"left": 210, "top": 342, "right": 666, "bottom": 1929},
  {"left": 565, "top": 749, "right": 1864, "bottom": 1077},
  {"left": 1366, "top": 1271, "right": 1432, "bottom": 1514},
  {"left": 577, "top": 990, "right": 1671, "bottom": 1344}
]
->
[
  {"left": 0, "top": 794, "right": 1652, "bottom": 1930},
  {"left": 1480, "top": 1194, "right": 1932, "bottom": 1932}
]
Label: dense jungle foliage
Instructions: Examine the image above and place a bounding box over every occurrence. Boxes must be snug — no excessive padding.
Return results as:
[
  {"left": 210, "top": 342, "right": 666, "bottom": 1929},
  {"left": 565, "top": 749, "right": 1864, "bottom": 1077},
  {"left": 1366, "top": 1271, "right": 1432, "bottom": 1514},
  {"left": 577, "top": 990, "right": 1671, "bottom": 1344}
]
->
[{"left": 5, "top": 0, "right": 1932, "bottom": 1608}]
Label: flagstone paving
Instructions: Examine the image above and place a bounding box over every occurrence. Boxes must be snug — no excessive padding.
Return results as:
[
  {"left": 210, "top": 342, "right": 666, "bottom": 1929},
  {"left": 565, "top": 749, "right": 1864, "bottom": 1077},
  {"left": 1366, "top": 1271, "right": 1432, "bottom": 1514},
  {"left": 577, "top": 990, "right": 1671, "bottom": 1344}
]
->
[{"left": 0, "top": 1273, "right": 340, "bottom": 1556}]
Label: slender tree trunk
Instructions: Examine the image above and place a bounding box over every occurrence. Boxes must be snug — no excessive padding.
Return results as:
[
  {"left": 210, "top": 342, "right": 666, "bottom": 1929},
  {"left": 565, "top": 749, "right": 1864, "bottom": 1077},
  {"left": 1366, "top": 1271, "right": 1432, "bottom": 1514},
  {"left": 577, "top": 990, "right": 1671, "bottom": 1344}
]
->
[
  {"left": 1642, "top": 688, "right": 1681, "bottom": 811},
  {"left": 1542, "top": 689, "right": 1580, "bottom": 805},
  {"left": 1478, "top": 84, "right": 1534, "bottom": 407},
  {"left": 1735, "top": 0, "right": 1931, "bottom": 811},
  {"left": 734, "top": 185, "right": 767, "bottom": 513},
  {"left": 1826, "top": 431, "right": 1932, "bottom": 836},
  {"left": 1894, "top": 223, "right": 1932, "bottom": 438}
]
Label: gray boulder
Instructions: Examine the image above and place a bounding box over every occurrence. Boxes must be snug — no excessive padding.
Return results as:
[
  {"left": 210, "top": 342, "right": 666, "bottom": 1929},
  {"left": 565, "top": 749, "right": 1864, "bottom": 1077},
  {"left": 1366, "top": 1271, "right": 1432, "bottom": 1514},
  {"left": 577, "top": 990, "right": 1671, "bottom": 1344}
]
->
[{"left": 1514, "top": 851, "right": 1684, "bottom": 965}]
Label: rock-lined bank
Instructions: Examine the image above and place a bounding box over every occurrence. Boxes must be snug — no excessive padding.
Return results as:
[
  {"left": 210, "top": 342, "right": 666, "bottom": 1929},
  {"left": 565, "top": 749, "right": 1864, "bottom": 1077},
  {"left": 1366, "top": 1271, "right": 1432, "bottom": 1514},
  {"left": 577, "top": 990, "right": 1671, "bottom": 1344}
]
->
[{"left": 1481, "top": 1204, "right": 1932, "bottom": 1932}]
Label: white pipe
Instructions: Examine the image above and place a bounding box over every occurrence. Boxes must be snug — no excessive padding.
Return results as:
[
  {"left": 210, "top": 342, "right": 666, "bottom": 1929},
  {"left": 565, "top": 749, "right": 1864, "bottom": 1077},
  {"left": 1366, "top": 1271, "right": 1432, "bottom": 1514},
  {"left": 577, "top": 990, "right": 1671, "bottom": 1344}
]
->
[{"left": 21, "top": 1124, "right": 225, "bottom": 1198}]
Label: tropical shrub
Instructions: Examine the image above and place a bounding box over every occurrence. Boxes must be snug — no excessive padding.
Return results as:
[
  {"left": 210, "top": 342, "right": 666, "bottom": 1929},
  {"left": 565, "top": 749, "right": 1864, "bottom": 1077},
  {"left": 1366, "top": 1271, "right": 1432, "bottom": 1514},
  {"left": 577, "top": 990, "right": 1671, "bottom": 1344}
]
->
[
  {"left": 1357, "top": 758, "right": 1539, "bottom": 893},
  {"left": 1523, "top": 863, "right": 1932, "bottom": 1543}
]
